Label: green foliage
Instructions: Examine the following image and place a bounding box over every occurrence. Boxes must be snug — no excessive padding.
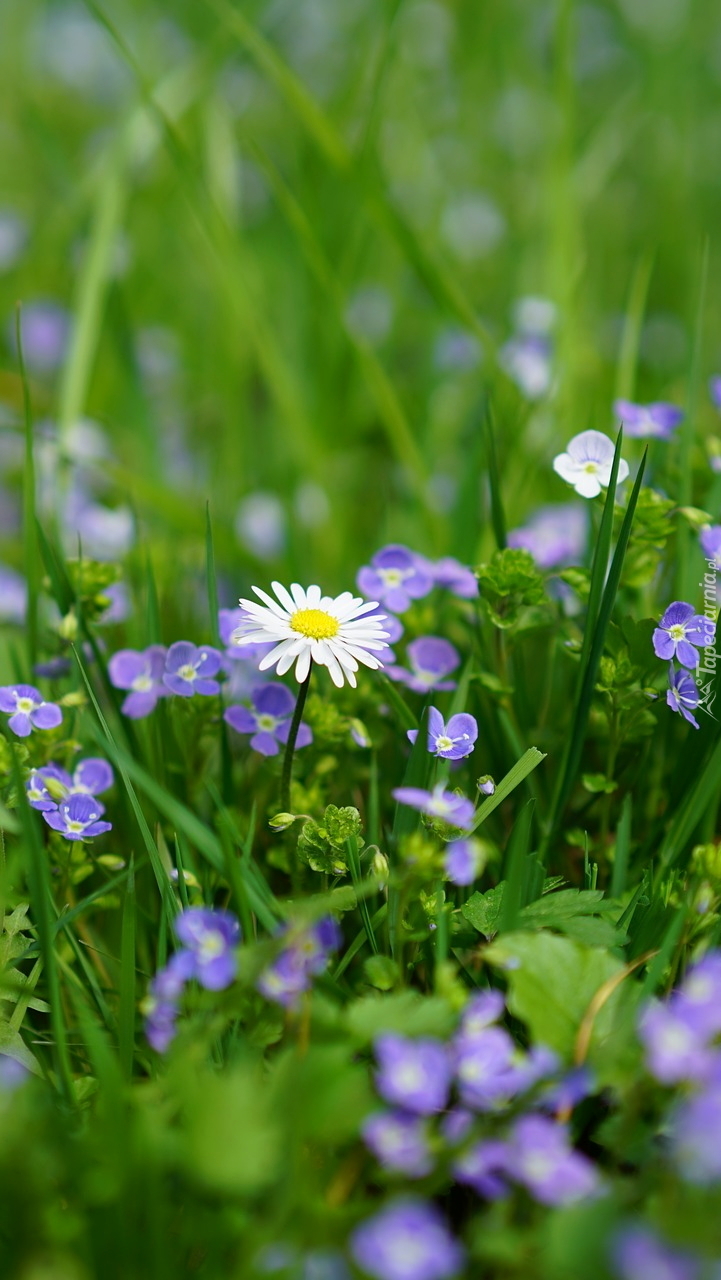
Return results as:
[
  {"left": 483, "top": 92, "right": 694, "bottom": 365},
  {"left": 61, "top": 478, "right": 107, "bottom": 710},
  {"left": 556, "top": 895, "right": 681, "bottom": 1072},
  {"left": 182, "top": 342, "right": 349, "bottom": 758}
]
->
[
  {"left": 475, "top": 549, "right": 547, "bottom": 629},
  {"left": 296, "top": 804, "right": 363, "bottom": 875}
]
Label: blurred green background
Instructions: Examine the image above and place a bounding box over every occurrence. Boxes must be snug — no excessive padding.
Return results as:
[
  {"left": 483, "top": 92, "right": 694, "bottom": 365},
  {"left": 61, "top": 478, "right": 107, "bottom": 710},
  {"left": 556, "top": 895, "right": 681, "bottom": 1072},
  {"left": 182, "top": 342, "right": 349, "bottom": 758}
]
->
[{"left": 1, "top": 0, "right": 720, "bottom": 599}]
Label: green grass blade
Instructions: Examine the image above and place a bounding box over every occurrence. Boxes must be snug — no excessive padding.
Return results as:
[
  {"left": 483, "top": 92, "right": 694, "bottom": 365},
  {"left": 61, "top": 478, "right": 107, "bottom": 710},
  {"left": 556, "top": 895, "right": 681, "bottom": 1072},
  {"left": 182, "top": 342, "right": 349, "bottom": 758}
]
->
[
  {"left": 118, "top": 855, "right": 136, "bottom": 1079},
  {"left": 611, "top": 793, "right": 632, "bottom": 899},
  {"left": 205, "top": 502, "right": 221, "bottom": 647},
  {"left": 16, "top": 308, "right": 39, "bottom": 670},
  {"left": 470, "top": 747, "right": 546, "bottom": 832},
  {"left": 545, "top": 442, "right": 647, "bottom": 842},
  {"left": 498, "top": 799, "right": 536, "bottom": 934},
  {"left": 484, "top": 400, "right": 507, "bottom": 551}
]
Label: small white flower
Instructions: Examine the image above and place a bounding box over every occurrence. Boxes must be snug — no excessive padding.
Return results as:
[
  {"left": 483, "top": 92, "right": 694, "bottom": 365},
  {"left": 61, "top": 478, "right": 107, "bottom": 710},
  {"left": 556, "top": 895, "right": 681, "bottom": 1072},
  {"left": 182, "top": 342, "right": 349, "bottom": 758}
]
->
[
  {"left": 232, "top": 582, "right": 390, "bottom": 689},
  {"left": 552, "top": 430, "right": 629, "bottom": 499}
]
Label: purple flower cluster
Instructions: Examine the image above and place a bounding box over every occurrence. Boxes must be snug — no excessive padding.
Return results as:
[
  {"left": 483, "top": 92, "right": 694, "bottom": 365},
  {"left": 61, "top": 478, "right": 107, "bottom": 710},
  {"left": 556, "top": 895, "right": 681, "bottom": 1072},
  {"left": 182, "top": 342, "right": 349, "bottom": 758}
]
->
[
  {"left": 26, "top": 757, "right": 113, "bottom": 810},
  {"left": 26, "top": 756, "right": 114, "bottom": 841},
  {"left": 639, "top": 953, "right": 721, "bottom": 1184},
  {"left": 650, "top": 602, "right": 716, "bottom": 731},
  {"left": 0, "top": 684, "right": 62, "bottom": 738},
  {"left": 357, "top": 545, "right": 477, "bottom": 614},
  {"left": 224, "top": 683, "right": 313, "bottom": 757},
  {"left": 109, "top": 641, "right": 223, "bottom": 717},
  {"left": 407, "top": 707, "right": 478, "bottom": 761},
  {"left": 613, "top": 399, "right": 684, "bottom": 440},
  {"left": 257, "top": 917, "right": 341, "bottom": 1008},
  {"left": 144, "top": 907, "right": 241, "bottom": 1052},
  {"left": 350, "top": 1198, "right": 464, "bottom": 1280},
  {"left": 361, "top": 992, "right": 598, "bottom": 1210},
  {"left": 392, "top": 785, "right": 475, "bottom": 831},
  {"left": 507, "top": 503, "right": 587, "bottom": 570},
  {"left": 386, "top": 638, "right": 460, "bottom": 694}
]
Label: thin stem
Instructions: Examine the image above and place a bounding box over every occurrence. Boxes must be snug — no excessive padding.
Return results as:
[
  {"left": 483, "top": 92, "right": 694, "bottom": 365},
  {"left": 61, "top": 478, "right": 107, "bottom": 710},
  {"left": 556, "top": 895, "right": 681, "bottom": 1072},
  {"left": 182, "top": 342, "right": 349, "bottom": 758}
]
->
[{"left": 280, "top": 663, "right": 313, "bottom": 813}]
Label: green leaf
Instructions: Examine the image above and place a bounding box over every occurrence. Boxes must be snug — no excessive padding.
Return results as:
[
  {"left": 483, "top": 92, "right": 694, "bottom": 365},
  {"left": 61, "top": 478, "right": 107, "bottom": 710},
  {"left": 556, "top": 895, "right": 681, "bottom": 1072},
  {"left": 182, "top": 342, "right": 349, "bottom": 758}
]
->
[
  {"left": 461, "top": 883, "right": 506, "bottom": 940},
  {"left": 363, "top": 955, "right": 400, "bottom": 991},
  {"left": 485, "top": 931, "right": 640, "bottom": 1083},
  {"left": 475, "top": 549, "right": 546, "bottom": 629},
  {"left": 346, "top": 991, "right": 457, "bottom": 1042},
  {"left": 179, "top": 1061, "right": 281, "bottom": 1194}
]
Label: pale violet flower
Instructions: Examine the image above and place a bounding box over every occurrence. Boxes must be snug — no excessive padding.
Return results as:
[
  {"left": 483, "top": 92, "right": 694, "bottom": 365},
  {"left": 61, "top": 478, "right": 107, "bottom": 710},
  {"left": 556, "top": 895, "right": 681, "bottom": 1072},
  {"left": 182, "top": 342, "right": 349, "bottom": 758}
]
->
[
  {"left": 232, "top": 582, "right": 390, "bottom": 689},
  {"left": 553, "top": 430, "right": 629, "bottom": 499}
]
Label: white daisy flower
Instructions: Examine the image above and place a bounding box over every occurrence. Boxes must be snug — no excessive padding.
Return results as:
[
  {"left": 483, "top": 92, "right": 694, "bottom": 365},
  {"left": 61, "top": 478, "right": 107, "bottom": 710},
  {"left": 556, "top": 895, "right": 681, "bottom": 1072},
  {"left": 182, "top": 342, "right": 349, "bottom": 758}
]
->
[
  {"left": 231, "top": 582, "right": 390, "bottom": 689},
  {"left": 552, "top": 429, "right": 629, "bottom": 499}
]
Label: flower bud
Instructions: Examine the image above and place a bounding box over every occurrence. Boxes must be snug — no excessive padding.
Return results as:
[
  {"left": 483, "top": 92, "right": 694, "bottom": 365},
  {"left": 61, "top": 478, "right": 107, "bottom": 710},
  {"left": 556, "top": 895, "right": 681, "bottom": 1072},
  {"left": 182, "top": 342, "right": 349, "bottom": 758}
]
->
[
  {"left": 268, "top": 812, "right": 297, "bottom": 831},
  {"left": 477, "top": 775, "right": 495, "bottom": 796}
]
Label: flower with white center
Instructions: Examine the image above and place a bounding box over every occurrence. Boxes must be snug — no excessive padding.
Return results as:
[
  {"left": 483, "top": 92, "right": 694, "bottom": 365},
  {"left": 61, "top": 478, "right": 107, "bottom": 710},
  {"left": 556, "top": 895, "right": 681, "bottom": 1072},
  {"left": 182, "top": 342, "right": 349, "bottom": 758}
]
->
[
  {"left": 231, "top": 582, "right": 390, "bottom": 689},
  {"left": 552, "top": 430, "right": 629, "bottom": 499}
]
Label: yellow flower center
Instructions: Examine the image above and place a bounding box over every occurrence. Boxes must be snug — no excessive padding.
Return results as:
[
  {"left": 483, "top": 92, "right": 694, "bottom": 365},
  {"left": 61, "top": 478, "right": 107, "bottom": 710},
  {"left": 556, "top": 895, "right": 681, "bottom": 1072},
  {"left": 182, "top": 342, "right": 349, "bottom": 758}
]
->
[
  {"left": 290, "top": 608, "right": 340, "bottom": 640},
  {"left": 669, "top": 624, "right": 686, "bottom": 640},
  {"left": 16, "top": 697, "right": 35, "bottom": 713},
  {"left": 583, "top": 462, "right": 598, "bottom": 474},
  {"left": 66, "top": 820, "right": 85, "bottom": 833}
]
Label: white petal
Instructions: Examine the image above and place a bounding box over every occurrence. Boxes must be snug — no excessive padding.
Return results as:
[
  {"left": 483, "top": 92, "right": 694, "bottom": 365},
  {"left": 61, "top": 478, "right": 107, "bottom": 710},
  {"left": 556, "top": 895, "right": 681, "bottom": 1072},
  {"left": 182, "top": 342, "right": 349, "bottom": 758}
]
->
[
  {"left": 572, "top": 473, "right": 602, "bottom": 499},
  {"left": 327, "top": 591, "right": 357, "bottom": 618},
  {"left": 337, "top": 641, "right": 383, "bottom": 668},
  {"left": 252, "top": 587, "right": 291, "bottom": 620},
  {"left": 329, "top": 643, "right": 358, "bottom": 673},
  {"left": 289, "top": 583, "right": 308, "bottom": 610},
  {"left": 616, "top": 459, "right": 630, "bottom": 484},
  {"left": 276, "top": 646, "right": 303, "bottom": 676},
  {"left": 295, "top": 646, "right": 312, "bottom": 683},
  {"left": 552, "top": 453, "right": 580, "bottom": 484},
  {"left": 567, "top": 429, "right": 615, "bottom": 465},
  {"left": 305, "top": 584, "right": 322, "bottom": 608},
  {"left": 258, "top": 638, "right": 296, "bottom": 670},
  {"left": 271, "top": 581, "right": 298, "bottom": 614}
]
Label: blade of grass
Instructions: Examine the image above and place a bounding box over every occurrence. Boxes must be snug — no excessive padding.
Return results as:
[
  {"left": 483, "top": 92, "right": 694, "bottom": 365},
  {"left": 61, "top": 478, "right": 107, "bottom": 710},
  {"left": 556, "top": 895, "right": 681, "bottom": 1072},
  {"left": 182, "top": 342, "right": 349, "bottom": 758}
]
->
[
  {"left": 5, "top": 732, "right": 74, "bottom": 1100},
  {"left": 118, "top": 855, "right": 136, "bottom": 1079},
  {"left": 470, "top": 747, "right": 547, "bottom": 832},
  {"left": 498, "top": 799, "right": 536, "bottom": 934},
  {"left": 484, "top": 400, "right": 507, "bottom": 550},
  {"left": 677, "top": 238, "right": 710, "bottom": 601},
  {"left": 346, "top": 837, "right": 379, "bottom": 956},
  {"left": 611, "top": 793, "right": 632, "bottom": 899},
  {"left": 205, "top": 501, "right": 221, "bottom": 647},
  {"left": 16, "top": 308, "right": 39, "bottom": 670},
  {"left": 614, "top": 251, "right": 654, "bottom": 402},
  {"left": 544, "top": 442, "right": 647, "bottom": 844}
]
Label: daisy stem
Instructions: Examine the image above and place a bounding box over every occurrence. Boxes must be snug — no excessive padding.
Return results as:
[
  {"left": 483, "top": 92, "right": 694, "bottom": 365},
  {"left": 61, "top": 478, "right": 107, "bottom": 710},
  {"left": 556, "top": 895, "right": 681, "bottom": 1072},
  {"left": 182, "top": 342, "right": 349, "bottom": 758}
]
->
[{"left": 280, "top": 663, "right": 313, "bottom": 814}]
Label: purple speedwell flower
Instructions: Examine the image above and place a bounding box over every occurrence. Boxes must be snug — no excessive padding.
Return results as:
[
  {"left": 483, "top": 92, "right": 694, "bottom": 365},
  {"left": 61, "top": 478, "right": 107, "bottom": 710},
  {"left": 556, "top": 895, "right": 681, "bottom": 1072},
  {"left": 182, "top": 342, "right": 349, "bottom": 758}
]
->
[
  {"left": 613, "top": 399, "right": 684, "bottom": 440},
  {"left": 42, "top": 794, "right": 112, "bottom": 841},
  {"left": 407, "top": 707, "right": 478, "bottom": 760},
  {"left": 671, "top": 1085, "right": 721, "bottom": 1184},
  {"left": 507, "top": 503, "right": 587, "bottom": 570},
  {"left": 257, "top": 917, "right": 342, "bottom": 1008},
  {"left": 108, "top": 645, "right": 168, "bottom": 718},
  {"left": 0, "top": 1055, "right": 28, "bottom": 1093},
  {"left": 429, "top": 557, "right": 478, "bottom": 598},
  {"left": 392, "top": 784, "right": 475, "bottom": 831},
  {"left": 357, "top": 545, "right": 434, "bottom": 614},
  {"left": 453, "top": 1024, "right": 517, "bottom": 1110},
  {"left": 639, "top": 1002, "right": 715, "bottom": 1085},
  {"left": 710, "top": 377, "right": 721, "bottom": 412},
  {"left": 452, "top": 1138, "right": 511, "bottom": 1200},
  {"left": 500, "top": 333, "right": 552, "bottom": 400},
  {"left": 26, "top": 757, "right": 114, "bottom": 811},
  {"left": 174, "top": 907, "right": 241, "bottom": 990},
  {"left": 387, "top": 637, "right": 460, "bottom": 694},
  {"left": 349, "top": 1197, "right": 465, "bottom": 1280},
  {"left": 653, "top": 602, "right": 715, "bottom": 668},
  {"left": 14, "top": 300, "right": 70, "bottom": 375},
  {"left": 611, "top": 1226, "right": 700, "bottom": 1280},
  {"left": 674, "top": 953, "right": 721, "bottom": 1039},
  {"left": 144, "top": 949, "right": 197, "bottom": 1053},
  {"left": 444, "top": 838, "right": 485, "bottom": 886},
  {"left": 374, "top": 1033, "right": 452, "bottom": 1114},
  {"left": 553, "top": 430, "right": 629, "bottom": 499},
  {"left": 224, "top": 683, "right": 312, "bottom": 757},
  {"left": 667, "top": 666, "right": 700, "bottom": 730},
  {"left": 700, "top": 525, "right": 721, "bottom": 570},
  {"left": 0, "top": 684, "right": 62, "bottom": 738},
  {"left": 505, "top": 1114, "right": 600, "bottom": 1205},
  {"left": 361, "top": 1111, "right": 434, "bottom": 1178},
  {"left": 0, "top": 564, "right": 27, "bottom": 624},
  {"left": 163, "top": 641, "right": 223, "bottom": 697}
]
